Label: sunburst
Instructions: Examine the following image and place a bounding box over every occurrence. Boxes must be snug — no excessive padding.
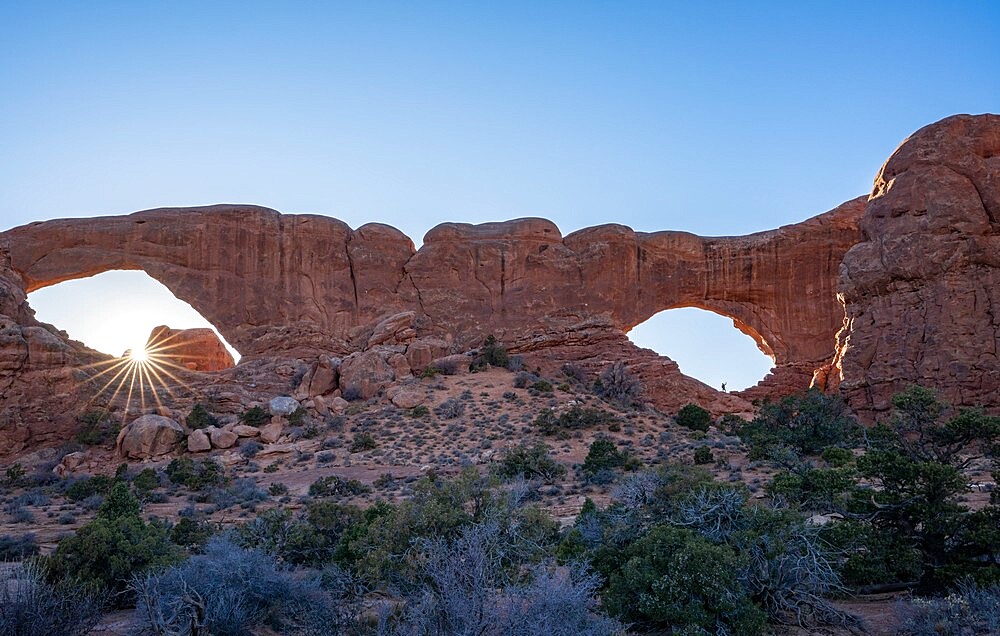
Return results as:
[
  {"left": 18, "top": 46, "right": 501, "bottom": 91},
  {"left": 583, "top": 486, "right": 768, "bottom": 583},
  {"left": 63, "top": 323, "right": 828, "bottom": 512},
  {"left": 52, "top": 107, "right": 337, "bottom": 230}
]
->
[{"left": 79, "top": 329, "right": 202, "bottom": 418}]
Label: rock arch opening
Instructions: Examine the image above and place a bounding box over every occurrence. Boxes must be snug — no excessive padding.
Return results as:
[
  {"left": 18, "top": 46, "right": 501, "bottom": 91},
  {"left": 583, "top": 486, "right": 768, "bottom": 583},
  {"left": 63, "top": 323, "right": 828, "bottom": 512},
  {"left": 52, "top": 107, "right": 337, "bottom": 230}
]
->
[
  {"left": 27, "top": 270, "right": 241, "bottom": 367},
  {"left": 627, "top": 307, "right": 774, "bottom": 392}
]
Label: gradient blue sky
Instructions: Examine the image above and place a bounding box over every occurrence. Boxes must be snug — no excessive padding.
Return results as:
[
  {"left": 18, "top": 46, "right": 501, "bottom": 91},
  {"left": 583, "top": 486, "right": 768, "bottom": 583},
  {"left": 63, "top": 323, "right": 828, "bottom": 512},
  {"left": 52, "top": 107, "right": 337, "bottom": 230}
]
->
[{"left": 4, "top": 1, "right": 998, "bottom": 389}]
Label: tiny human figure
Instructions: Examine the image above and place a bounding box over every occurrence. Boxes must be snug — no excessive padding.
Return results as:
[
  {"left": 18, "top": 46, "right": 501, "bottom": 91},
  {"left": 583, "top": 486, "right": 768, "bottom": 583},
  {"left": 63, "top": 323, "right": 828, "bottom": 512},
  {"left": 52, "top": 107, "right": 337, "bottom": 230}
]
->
[{"left": 721, "top": 382, "right": 727, "bottom": 392}]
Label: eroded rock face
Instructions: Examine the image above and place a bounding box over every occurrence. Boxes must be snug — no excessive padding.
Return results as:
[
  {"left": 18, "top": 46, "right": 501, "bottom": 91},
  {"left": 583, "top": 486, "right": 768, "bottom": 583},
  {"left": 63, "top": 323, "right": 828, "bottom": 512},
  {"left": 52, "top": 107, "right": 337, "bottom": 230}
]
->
[
  {"left": 834, "top": 114, "right": 1000, "bottom": 418},
  {"left": 146, "top": 325, "right": 235, "bottom": 372},
  {"left": 16, "top": 115, "right": 1000, "bottom": 447}
]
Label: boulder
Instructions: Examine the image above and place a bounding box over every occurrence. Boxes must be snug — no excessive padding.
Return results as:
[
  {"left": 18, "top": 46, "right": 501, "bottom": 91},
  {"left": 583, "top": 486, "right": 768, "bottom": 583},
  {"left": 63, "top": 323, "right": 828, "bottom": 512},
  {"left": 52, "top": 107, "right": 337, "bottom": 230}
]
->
[
  {"left": 269, "top": 396, "right": 301, "bottom": 417},
  {"left": 388, "top": 353, "right": 412, "bottom": 379},
  {"left": 260, "top": 417, "right": 286, "bottom": 444},
  {"left": 116, "top": 414, "right": 185, "bottom": 459},
  {"left": 187, "top": 428, "right": 211, "bottom": 453},
  {"left": 391, "top": 389, "right": 425, "bottom": 409},
  {"left": 366, "top": 311, "right": 417, "bottom": 348},
  {"left": 339, "top": 349, "right": 395, "bottom": 400},
  {"left": 209, "top": 428, "right": 238, "bottom": 449},
  {"left": 294, "top": 355, "right": 340, "bottom": 399},
  {"left": 404, "top": 337, "right": 451, "bottom": 373},
  {"left": 233, "top": 425, "right": 260, "bottom": 438}
]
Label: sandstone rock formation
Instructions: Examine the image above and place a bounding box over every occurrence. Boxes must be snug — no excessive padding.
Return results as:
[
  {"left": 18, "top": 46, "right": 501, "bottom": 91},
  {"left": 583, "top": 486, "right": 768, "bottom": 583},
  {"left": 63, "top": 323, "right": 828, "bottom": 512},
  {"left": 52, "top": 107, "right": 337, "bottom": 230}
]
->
[
  {"left": 146, "top": 325, "right": 235, "bottom": 372},
  {"left": 833, "top": 114, "right": 1000, "bottom": 418},
  {"left": 0, "top": 190, "right": 865, "bottom": 449},
  {"left": 5, "top": 112, "right": 998, "bottom": 451},
  {"left": 116, "top": 414, "right": 185, "bottom": 459}
]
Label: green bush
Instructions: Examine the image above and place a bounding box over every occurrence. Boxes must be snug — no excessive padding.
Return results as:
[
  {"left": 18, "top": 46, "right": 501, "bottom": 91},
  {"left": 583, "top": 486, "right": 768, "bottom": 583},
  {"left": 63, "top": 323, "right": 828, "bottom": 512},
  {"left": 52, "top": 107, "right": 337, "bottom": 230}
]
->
[
  {"left": 65, "top": 475, "right": 113, "bottom": 502},
  {"left": 821, "top": 446, "right": 854, "bottom": 467},
  {"left": 495, "top": 442, "right": 566, "bottom": 482},
  {"left": 603, "top": 525, "right": 767, "bottom": 634},
  {"left": 531, "top": 379, "right": 554, "bottom": 393},
  {"left": 4, "top": 463, "right": 26, "bottom": 487},
  {"left": 185, "top": 403, "right": 218, "bottom": 430},
  {"left": 308, "top": 475, "right": 372, "bottom": 498},
  {"left": 534, "top": 405, "right": 618, "bottom": 437},
  {"left": 287, "top": 406, "right": 307, "bottom": 427},
  {"left": 349, "top": 432, "right": 377, "bottom": 452},
  {"left": 131, "top": 468, "right": 159, "bottom": 496},
  {"left": 239, "top": 405, "right": 270, "bottom": 427},
  {"left": 169, "top": 516, "right": 215, "bottom": 550},
  {"left": 677, "top": 403, "right": 712, "bottom": 432},
  {"left": 43, "top": 484, "right": 181, "bottom": 601},
  {"left": 693, "top": 445, "right": 713, "bottom": 465},
  {"left": 409, "top": 405, "right": 430, "bottom": 418},
  {"left": 582, "top": 438, "right": 628, "bottom": 475},
  {"left": 739, "top": 389, "right": 861, "bottom": 459},
  {"left": 165, "top": 457, "right": 226, "bottom": 491},
  {"left": 470, "top": 334, "right": 509, "bottom": 370}
]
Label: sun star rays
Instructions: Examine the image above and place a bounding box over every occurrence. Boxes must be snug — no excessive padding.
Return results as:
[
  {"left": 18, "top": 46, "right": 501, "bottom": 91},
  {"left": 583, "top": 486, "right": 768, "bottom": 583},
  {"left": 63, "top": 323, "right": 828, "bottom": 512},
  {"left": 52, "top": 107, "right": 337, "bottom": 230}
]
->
[{"left": 78, "top": 328, "right": 207, "bottom": 418}]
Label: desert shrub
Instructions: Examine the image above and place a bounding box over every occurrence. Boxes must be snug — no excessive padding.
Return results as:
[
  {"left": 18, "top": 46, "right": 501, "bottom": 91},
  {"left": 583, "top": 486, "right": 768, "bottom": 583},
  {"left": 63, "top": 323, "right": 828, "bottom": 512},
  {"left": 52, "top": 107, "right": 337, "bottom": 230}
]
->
[
  {"left": 470, "top": 334, "right": 509, "bottom": 371},
  {"left": 534, "top": 405, "right": 618, "bottom": 437},
  {"left": 603, "top": 525, "right": 766, "bottom": 634},
  {"left": 287, "top": 406, "right": 308, "bottom": 427},
  {"left": 693, "top": 445, "right": 713, "bottom": 465},
  {"left": 676, "top": 403, "right": 712, "bottom": 431},
  {"left": 206, "top": 478, "right": 268, "bottom": 512},
  {"left": 821, "top": 518, "right": 922, "bottom": 587},
  {"left": 851, "top": 386, "right": 1000, "bottom": 589},
  {"left": 531, "top": 379, "right": 554, "bottom": 393},
  {"left": 593, "top": 362, "right": 642, "bottom": 408},
  {"left": 234, "top": 502, "right": 363, "bottom": 567},
  {"left": 821, "top": 446, "right": 854, "bottom": 467},
  {"left": 895, "top": 580, "right": 1000, "bottom": 636},
  {"left": 342, "top": 469, "right": 548, "bottom": 586},
  {"left": 43, "top": 483, "right": 182, "bottom": 601},
  {"left": 269, "top": 482, "right": 289, "bottom": 496},
  {"left": 495, "top": 442, "right": 566, "bottom": 482},
  {"left": 131, "top": 538, "right": 354, "bottom": 636},
  {"left": 0, "top": 532, "right": 39, "bottom": 560},
  {"left": 74, "top": 409, "right": 116, "bottom": 446},
  {"left": 239, "top": 405, "right": 270, "bottom": 427},
  {"left": 309, "top": 475, "right": 372, "bottom": 498},
  {"left": 170, "top": 516, "right": 216, "bottom": 550},
  {"left": 185, "top": 403, "right": 219, "bottom": 429},
  {"left": 4, "top": 462, "right": 26, "bottom": 487},
  {"left": 766, "top": 466, "right": 858, "bottom": 511},
  {"left": 342, "top": 386, "right": 364, "bottom": 401},
  {"left": 132, "top": 467, "right": 160, "bottom": 493},
  {"left": 582, "top": 438, "right": 629, "bottom": 476},
  {"left": 0, "top": 562, "right": 103, "bottom": 636},
  {"left": 379, "top": 520, "right": 623, "bottom": 636},
  {"left": 513, "top": 371, "right": 538, "bottom": 388},
  {"left": 587, "top": 474, "right": 858, "bottom": 631},
  {"left": 409, "top": 404, "right": 430, "bottom": 418},
  {"left": 166, "top": 457, "right": 226, "bottom": 491},
  {"left": 65, "top": 474, "right": 113, "bottom": 501},
  {"left": 239, "top": 439, "right": 264, "bottom": 458},
  {"left": 350, "top": 431, "right": 378, "bottom": 452},
  {"left": 434, "top": 397, "right": 466, "bottom": 419},
  {"left": 739, "top": 389, "right": 861, "bottom": 459}
]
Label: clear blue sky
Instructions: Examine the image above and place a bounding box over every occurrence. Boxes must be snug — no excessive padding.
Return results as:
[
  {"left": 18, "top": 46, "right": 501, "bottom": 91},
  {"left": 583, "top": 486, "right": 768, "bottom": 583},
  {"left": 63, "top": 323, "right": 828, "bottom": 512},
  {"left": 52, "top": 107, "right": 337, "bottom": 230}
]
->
[{"left": 4, "top": 1, "right": 998, "bottom": 389}]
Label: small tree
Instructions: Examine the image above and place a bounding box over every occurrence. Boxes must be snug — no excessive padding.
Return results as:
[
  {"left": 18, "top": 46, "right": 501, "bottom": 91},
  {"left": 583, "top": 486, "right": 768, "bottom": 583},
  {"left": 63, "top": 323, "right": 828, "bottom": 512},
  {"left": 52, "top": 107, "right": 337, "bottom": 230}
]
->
[
  {"left": 693, "top": 445, "right": 713, "bottom": 465},
  {"left": 582, "top": 438, "right": 627, "bottom": 475},
  {"left": 677, "top": 404, "right": 712, "bottom": 432}
]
